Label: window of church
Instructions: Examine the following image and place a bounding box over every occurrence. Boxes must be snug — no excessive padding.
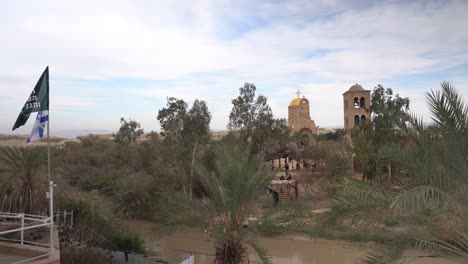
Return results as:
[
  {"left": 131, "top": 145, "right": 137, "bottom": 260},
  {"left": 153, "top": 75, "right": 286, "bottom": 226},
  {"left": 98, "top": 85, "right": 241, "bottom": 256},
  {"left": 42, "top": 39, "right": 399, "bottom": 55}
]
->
[
  {"left": 354, "top": 115, "right": 360, "bottom": 126},
  {"left": 360, "top": 97, "right": 366, "bottom": 108},
  {"left": 353, "top": 97, "right": 359, "bottom": 108},
  {"left": 361, "top": 115, "right": 366, "bottom": 124}
]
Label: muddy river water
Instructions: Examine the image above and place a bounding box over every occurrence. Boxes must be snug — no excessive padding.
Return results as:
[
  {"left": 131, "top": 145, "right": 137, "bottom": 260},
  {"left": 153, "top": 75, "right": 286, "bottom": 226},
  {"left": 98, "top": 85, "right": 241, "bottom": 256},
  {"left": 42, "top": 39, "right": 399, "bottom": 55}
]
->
[{"left": 127, "top": 220, "right": 462, "bottom": 264}]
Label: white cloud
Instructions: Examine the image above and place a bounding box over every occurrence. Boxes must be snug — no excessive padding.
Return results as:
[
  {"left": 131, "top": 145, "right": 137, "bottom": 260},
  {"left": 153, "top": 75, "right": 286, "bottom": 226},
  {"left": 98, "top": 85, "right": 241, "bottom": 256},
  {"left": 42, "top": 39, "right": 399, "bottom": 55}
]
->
[{"left": 1, "top": 0, "right": 468, "bottom": 132}]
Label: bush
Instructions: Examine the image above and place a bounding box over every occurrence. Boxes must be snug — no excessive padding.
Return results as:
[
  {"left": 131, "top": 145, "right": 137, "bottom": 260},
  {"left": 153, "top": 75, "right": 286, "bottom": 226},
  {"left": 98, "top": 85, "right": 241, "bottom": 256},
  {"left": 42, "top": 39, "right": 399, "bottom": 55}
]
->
[
  {"left": 80, "top": 169, "right": 117, "bottom": 194},
  {"left": 384, "top": 218, "right": 400, "bottom": 227},
  {"left": 111, "top": 231, "right": 144, "bottom": 253},
  {"left": 112, "top": 172, "right": 157, "bottom": 217},
  {"left": 326, "top": 154, "right": 352, "bottom": 180},
  {"left": 56, "top": 186, "right": 144, "bottom": 253}
]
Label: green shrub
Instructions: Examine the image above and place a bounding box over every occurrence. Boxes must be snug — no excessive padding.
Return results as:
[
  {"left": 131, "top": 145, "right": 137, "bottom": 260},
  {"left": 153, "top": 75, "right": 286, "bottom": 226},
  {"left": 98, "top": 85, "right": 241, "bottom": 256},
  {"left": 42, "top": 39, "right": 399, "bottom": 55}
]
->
[
  {"left": 80, "top": 170, "right": 116, "bottom": 193},
  {"left": 112, "top": 172, "right": 156, "bottom": 217},
  {"left": 56, "top": 187, "right": 144, "bottom": 253},
  {"left": 384, "top": 218, "right": 400, "bottom": 227},
  {"left": 111, "top": 231, "right": 144, "bottom": 253}
]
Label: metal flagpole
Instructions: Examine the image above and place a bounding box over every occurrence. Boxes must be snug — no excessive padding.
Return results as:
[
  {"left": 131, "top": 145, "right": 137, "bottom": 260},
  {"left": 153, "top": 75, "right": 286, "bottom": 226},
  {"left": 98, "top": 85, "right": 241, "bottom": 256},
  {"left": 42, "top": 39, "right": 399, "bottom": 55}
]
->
[
  {"left": 47, "top": 117, "right": 50, "bottom": 183},
  {"left": 46, "top": 68, "right": 53, "bottom": 256}
]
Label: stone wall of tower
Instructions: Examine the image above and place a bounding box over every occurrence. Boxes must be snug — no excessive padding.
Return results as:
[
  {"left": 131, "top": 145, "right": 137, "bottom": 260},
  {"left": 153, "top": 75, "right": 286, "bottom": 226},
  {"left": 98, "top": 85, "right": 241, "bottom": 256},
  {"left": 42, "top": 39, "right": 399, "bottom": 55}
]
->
[
  {"left": 288, "top": 107, "right": 297, "bottom": 123},
  {"left": 299, "top": 99, "right": 310, "bottom": 119},
  {"left": 343, "top": 90, "right": 371, "bottom": 129}
]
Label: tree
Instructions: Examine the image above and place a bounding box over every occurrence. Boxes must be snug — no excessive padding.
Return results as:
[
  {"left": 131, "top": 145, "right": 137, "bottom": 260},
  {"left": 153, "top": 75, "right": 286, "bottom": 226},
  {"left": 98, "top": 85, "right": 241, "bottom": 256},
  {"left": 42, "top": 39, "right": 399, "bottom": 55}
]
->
[
  {"left": 370, "top": 85, "right": 410, "bottom": 146},
  {"left": 183, "top": 100, "right": 211, "bottom": 198},
  {"left": 157, "top": 97, "right": 211, "bottom": 196},
  {"left": 157, "top": 97, "right": 188, "bottom": 139},
  {"left": 0, "top": 146, "right": 48, "bottom": 213},
  {"left": 154, "top": 143, "right": 307, "bottom": 264},
  {"left": 228, "top": 82, "right": 289, "bottom": 153},
  {"left": 326, "top": 82, "right": 468, "bottom": 263},
  {"left": 326, "top": 154, "right": 352, "bottom": 180},
  {"left": 316, "top": 129, "right": 347, "bottom": 142},
  {"left": 113, "top": 118, "right": 144, "bottom": 145},
  {"left": 351, "top": 86, "right": 410, "bottom": 180}
]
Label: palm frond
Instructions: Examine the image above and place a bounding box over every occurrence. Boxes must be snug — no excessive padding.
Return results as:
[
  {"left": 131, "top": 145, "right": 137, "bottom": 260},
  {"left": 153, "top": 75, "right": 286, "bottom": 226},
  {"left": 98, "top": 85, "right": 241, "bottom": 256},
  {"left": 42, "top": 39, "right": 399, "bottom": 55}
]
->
[
  {"left": 324, "top": 179, "right": 392, "bottom": 227},
  {"left": 153, "top": 191, "right": 210, "bottom": 237},
  {"left": 0, "top": 146, "right": 47, "bottom": 213},
  {"left": 391, "top": 185, "right": 452, "bottom": 216},
  {"left": 359, "top": 246, "right": 408, "bottom": 264},
  {"left": 415, "top": 238, "right": 468, "bottom": 258},
  {"left": 254, "top": 200, "right": 309, "bottom": 236},
  {"left": 245, "top": 236, "right": 271, "bottom": 264}
]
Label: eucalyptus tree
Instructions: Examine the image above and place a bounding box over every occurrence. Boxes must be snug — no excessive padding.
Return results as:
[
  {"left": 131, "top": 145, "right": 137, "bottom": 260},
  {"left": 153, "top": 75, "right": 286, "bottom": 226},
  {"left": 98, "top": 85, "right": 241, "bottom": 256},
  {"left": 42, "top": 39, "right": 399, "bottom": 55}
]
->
[
  {"left": 351, "top": 86, "right": 410, "bottom": 180},
  {"left": 228, "top": 82, "right": 289, "bottom": 155},
  {"left": 0, "top": 146, "right": 48, "bottom": 213},
  {"left": 157, "top": 97, "right": 211, "bottom": 196},
  {"left": 154, "top": 144, "right": 307, "bottom": 264},
  {"left": 326, "top": 82, "right": 468, "bottom": 263},
  {"left": 113, "top": 117, "right": 144, "bottom": 145}
]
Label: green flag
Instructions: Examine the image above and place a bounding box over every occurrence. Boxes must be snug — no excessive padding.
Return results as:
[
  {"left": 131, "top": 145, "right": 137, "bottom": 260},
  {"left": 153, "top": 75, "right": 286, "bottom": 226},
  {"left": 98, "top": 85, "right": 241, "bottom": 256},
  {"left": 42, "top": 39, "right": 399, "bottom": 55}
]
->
[{"left": 12, "top": 66, "right": 49, "bottom": 131}]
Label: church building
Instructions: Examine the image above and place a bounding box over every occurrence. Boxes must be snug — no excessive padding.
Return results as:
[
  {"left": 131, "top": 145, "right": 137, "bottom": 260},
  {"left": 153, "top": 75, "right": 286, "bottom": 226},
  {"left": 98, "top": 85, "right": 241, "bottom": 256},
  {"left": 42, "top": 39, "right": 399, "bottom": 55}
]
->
[{"left": 288, "top": 91, "right": 318, "bottom": 136}]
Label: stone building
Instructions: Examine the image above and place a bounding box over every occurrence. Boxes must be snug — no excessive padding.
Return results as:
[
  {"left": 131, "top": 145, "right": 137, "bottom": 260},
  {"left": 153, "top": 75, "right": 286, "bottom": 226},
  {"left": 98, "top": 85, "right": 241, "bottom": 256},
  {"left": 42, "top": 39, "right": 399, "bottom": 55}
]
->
[
  {"left": 343, "top": 84, "right": 371, "bottom": 129},
  {"left": 288, "top": 91, "right": 317, "bottom": 137}
]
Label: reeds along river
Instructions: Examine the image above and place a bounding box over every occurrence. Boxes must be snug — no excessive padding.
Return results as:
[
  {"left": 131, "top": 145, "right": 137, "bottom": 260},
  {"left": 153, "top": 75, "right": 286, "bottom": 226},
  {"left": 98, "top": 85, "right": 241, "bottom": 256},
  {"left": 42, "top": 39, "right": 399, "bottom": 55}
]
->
[{"left": 127, "top": 220, "right": 463, "bottom": 264}]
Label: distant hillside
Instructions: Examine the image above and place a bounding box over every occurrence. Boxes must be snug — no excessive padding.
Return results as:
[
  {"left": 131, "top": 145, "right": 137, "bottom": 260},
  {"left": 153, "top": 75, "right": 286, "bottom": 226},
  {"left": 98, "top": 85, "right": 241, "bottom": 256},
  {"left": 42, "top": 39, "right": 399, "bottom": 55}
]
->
[
  {"left": 53, "top": 130, "right": 115, "bottom": 138},
  {"left": 0, "top": 134, "right": 74, "bottom": 147}
]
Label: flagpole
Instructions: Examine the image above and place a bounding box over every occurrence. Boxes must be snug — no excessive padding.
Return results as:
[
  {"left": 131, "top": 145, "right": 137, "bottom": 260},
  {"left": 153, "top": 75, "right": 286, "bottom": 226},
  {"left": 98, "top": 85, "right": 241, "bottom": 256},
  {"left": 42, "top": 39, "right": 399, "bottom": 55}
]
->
[
  {"left": 46, "top": 67, "right": 53, "bottom": 256},
  {"left": 47, "top": 121, "right": 50, "bottom": 183}
]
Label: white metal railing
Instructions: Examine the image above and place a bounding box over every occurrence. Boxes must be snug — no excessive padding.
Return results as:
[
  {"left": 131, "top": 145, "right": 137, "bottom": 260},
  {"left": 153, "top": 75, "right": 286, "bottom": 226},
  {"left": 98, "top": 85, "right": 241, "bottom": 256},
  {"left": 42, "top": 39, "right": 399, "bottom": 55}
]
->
[
  {"left": 0, "top": 212, "right": 51, "bottom": 246},
  {"left": 0, "top": 181, "right": 57, "bottom": 264}
]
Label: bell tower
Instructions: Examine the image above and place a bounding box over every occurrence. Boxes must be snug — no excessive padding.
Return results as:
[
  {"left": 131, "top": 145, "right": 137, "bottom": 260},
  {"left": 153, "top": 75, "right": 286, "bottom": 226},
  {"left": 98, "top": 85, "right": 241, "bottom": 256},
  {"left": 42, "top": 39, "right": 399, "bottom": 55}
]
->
[{"left": 343, "top": 84, "right": 371, "bottom": 129}]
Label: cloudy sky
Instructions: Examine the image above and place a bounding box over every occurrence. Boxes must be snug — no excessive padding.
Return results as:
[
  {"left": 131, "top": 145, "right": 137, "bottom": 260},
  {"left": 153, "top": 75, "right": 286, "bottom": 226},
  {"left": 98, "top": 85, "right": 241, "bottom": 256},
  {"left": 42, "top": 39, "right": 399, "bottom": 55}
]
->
[{"left": 1, "top": 0, "right": 468, "bottom": 134}]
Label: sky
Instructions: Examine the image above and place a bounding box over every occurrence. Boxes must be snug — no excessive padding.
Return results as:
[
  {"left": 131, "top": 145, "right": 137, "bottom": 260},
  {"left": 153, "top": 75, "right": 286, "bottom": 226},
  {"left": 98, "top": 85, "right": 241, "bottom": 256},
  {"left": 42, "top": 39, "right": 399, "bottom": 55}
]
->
[{"left": 1, "top": 0, "right": 468, "bottom": 135}]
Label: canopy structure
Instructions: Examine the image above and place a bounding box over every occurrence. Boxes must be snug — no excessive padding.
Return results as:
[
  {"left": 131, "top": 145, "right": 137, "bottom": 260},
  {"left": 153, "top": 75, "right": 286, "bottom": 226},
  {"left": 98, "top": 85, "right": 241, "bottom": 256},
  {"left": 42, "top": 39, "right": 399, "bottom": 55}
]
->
[{"left": 268, "top": 179, "right": 298, "bottom": 201}]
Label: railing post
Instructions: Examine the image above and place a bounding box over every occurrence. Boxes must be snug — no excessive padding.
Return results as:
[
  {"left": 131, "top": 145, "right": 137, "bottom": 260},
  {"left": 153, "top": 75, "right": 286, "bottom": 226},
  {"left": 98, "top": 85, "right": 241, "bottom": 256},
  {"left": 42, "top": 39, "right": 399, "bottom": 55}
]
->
[
  {"left": 64, "top": 209, "right": 67, "bottom": 224},
  {"left": 20, "top": 213, "right": 24, "bottom": 245}
]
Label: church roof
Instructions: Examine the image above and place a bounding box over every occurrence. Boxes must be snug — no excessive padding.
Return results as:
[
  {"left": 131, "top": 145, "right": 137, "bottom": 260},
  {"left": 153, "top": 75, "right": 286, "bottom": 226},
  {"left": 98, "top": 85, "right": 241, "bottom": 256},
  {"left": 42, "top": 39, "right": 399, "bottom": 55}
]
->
[
  {"left": 343, "top": 83, "right": 370, "bottom": 95},
  {"left": 289, "top": 98, "right": 301, "bottom": 107},
  {"left": 349, "top": 84, "right": 365, "bottom": 91}
]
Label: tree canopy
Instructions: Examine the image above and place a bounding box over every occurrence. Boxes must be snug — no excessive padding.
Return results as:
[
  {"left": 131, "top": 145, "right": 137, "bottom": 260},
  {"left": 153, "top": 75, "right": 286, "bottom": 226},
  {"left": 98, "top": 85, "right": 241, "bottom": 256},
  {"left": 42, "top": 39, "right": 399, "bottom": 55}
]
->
[
  {"left": 113, "top": 118, "right": 144, "bottom": 145},
  {"left": 228, "top": 82, "right": 290, "bottom": 152},
  {"left": 157, "top": 97, "right": 212, "bottom": 195},
  {"left": 351, "top": 86, "right": 410, "bottom": 179}
]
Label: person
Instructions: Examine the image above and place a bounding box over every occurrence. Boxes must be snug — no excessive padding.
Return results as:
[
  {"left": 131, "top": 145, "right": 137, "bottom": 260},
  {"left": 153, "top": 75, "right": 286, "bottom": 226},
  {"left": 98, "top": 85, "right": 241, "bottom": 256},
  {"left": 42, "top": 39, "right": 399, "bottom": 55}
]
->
[
  {"left": 296, "top": 163, "right": 300, "bottom": 171},
  {"left": 272, "top": 191, "right": 279, "bottom": 205},
  {"left": 285, "top": 162, "right": 289, "bottom": 173},
  {"left": 280, "top": 175, "right": 285, "bottom": 180},
  {"left": 287, "top": 174, "right": 292, "bottom": 180}
]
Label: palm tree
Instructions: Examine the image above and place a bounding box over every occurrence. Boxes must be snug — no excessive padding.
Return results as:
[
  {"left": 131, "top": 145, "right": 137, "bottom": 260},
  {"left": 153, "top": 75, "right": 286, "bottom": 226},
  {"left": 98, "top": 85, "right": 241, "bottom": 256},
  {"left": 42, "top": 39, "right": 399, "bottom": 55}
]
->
[
  {"left": 325, "top": 82, "right": 468, "bottom": 263},
  {"left": 0, "top": 146, "right": 48, "bottom": 213},
  {"left": 153, "top": 143, "right": 307, "bottom": 264}
]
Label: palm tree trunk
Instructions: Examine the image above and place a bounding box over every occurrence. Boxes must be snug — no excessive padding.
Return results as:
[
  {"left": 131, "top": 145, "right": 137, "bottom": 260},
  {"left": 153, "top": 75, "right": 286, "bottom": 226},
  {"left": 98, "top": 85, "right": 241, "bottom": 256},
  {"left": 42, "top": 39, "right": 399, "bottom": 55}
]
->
[{"left": 215, "top": 239, "right": 247, "bottom": 264}]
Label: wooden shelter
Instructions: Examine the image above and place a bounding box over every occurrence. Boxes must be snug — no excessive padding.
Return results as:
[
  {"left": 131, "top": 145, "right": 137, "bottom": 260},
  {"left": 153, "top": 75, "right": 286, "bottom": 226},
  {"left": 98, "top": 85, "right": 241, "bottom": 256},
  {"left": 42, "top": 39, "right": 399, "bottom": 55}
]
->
[{"left": 268, "top": 179, "right": 298, "bottom": 201}]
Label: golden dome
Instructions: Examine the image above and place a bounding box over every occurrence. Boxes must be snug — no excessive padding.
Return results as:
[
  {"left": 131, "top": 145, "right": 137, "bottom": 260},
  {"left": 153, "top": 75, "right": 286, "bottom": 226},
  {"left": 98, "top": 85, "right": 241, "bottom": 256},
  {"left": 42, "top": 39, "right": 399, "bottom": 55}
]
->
[{"left": 289, "top": 98, "right": 301, "bottom": 107}]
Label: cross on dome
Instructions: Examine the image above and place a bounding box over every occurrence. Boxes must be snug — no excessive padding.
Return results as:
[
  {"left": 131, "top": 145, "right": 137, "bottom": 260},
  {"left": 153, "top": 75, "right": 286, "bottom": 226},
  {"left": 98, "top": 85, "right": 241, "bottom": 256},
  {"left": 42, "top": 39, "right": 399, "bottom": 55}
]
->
[{"left": 296, "top": 90, "right": 301, "bottom": 98}]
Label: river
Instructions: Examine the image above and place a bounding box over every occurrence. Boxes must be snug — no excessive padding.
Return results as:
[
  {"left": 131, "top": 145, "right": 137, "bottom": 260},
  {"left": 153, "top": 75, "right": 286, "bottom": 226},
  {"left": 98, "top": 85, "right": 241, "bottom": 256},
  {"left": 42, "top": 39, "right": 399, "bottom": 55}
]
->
[{"left": 127, "top": 220, "right": 462, "bottom": 264}]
